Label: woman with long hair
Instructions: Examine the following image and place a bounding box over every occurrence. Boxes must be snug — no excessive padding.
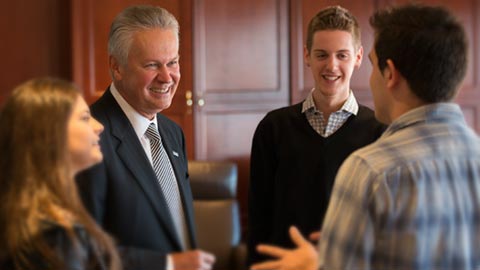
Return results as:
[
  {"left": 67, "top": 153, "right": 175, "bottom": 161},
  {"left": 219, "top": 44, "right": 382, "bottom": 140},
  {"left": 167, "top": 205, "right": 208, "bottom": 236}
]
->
[{"left": 0, "top": 77, "right": 121, "bottom": 269}]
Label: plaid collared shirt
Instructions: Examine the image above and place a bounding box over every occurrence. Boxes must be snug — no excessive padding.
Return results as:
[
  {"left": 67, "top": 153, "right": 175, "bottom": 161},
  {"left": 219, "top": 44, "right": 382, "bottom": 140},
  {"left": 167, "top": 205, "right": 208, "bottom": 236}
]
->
[
  {"left": 302, "top": 89, "right": 358, "bottom": 137},
  {"left": 318, "top": 103, "right": 480, "bottom": 269}
]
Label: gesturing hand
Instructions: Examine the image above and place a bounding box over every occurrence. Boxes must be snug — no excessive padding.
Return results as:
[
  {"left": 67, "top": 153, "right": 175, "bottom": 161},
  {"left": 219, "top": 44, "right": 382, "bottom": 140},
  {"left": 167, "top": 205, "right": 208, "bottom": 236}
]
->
[{"left": 250, "top": 226, "right": 318, "bottom": 270}]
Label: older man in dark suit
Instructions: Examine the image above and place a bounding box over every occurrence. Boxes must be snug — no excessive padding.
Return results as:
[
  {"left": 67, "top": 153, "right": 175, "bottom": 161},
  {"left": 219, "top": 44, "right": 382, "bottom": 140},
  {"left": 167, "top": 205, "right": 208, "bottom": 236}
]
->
[{"left": 76, "top": 5, "right": 215, "bottom": 270}]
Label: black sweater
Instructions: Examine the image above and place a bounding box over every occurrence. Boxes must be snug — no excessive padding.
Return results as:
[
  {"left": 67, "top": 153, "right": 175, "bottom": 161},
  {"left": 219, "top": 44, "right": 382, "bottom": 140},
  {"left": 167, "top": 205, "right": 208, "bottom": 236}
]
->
[{"left": 247, "top": 102, "right": 386, "bottom": 265}]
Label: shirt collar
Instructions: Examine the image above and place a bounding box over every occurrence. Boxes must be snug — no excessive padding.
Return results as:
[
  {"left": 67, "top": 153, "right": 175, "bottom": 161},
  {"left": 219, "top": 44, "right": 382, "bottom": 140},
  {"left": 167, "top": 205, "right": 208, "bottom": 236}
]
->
[
  {"left": 110, "top": 83, "right": 157, "bottom": 140},
  {"left": 382, "top": 102, "right": 464, "bottom": 138},
  {"left": 302, "top": 88, "right": 359, "bottom": 115}
]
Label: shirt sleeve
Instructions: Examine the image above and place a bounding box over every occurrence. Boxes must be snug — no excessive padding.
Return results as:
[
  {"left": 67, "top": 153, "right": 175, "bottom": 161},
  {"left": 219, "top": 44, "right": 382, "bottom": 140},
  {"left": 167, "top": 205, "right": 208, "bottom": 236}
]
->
[
  {"left": 317, "top": 154, "right": 378, "bottom": 269},
  {"left": 166, "top": 254, "right": 173, "bottom": 270}
]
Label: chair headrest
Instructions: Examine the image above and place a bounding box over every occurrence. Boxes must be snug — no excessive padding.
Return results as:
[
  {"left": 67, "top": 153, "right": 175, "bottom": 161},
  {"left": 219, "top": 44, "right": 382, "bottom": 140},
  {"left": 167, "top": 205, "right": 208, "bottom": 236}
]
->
[{"left": 188, "top": 161, "right": 238, "bottom": 199}]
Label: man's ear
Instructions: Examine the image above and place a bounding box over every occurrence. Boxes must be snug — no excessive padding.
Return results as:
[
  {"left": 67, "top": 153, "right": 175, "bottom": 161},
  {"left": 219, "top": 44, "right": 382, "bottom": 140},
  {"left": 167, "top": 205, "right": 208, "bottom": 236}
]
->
[
  {"left": 109, "top": 56, "right": 122, "bottom": 80},
  {"left": 354, "top": 46, "right": 363, "bottom": 69},
  {"left": 385, "top": 59, "right": 400, "bottom": 89},
  {"left": 304, "top": 46, "right": 310, "bottom": 67}
]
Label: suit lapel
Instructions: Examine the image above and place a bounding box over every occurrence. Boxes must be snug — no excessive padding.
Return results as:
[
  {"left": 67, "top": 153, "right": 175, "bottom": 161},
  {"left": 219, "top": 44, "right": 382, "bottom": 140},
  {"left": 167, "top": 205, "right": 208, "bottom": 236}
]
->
[{"left": 103, "top": 90, "right": 182, "bottom": 250}]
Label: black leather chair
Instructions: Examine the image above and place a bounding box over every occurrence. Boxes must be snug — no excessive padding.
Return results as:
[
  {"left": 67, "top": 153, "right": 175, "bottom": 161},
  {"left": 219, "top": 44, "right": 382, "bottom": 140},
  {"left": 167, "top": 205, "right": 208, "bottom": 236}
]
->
[{"left": 188, "top": 160, "right": 246, "bottom": 270}]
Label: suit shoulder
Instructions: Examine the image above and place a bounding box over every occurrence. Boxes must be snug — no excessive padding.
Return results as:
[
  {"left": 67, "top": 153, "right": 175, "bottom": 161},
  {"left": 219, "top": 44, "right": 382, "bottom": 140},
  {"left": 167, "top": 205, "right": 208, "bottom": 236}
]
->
[
  {"left": 157, "top": 113, "right": 182, "bottom": 130},
  {"left": 89, "top": 90, "right": 114, "bottom": 120},
  {"left": 156, "top": 113, "right": 185, "bottom": 146}
]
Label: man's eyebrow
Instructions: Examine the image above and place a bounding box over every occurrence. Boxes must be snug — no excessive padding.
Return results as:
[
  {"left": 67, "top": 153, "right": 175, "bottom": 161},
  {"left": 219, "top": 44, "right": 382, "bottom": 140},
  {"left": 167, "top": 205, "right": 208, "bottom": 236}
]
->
[{"left": 312, "top": 49, "right": 352, "bottom": 53}]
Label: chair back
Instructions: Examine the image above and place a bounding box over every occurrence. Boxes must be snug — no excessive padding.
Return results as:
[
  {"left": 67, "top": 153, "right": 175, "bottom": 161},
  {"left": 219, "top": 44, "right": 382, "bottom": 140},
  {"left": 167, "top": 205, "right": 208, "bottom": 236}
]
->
[{"left": 188, "top": 160, "right": 243, "bottom": 270}]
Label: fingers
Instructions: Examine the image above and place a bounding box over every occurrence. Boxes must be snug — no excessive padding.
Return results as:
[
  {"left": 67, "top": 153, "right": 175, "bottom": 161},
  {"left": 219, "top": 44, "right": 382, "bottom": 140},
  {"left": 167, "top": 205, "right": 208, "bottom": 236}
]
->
[
  {"left": 256, "top": 244, "right": 288, "bottom": 258},
  {"left": 171, "top": 250, "right": 216, "bottom": 270},
  {"left": 250, "top": 260, "right": 282, "bottom": 270},
  {"left": 308, "top": 231, "right": 321, "bottom": 242},
  {"left": 194, "top": 250, "right": 216, "bottom": 270},
  {"left": 199, "top": 250, "right": 216, "bottom": 264},
  {"left": 289, "top": 226, "right": 309, "bottom": 247},
  {"left": 199, "top": 259, "right": 213, "bottom": 270},
  {"left": 251, "top": 227, "right": 318, "bottom": 270}
]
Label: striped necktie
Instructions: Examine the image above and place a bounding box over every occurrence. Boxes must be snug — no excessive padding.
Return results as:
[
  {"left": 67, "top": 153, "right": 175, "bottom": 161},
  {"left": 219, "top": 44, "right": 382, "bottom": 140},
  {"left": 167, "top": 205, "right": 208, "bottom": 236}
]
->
[{"left": 145, "top": 123, "right": 190, "bottom": 250}]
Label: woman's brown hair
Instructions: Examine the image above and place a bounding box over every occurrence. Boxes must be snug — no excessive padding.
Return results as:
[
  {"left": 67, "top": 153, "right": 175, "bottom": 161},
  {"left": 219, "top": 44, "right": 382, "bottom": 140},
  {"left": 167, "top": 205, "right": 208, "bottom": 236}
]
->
[{"left": 0, "top": 77, "right": 121, "bottom": 269}]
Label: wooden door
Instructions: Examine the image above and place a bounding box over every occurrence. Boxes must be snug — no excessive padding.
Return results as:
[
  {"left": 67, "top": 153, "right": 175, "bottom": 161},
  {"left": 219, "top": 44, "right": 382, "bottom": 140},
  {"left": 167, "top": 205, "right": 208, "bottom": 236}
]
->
[
  {"left": 71, "top": 0, "right": 195, "bottom": 157},
  {"left": 192, "top": 0, "right": 290, "bottom": 228},
  {"left": 0, "top": 0, "right": 71, "bottom": 103}
]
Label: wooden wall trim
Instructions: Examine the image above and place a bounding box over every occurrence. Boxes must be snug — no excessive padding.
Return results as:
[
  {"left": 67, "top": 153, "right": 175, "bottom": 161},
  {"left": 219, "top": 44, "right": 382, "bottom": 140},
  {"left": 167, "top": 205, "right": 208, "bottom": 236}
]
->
[
  {"left": 290, "top": 0, "right": 307, "bottom": 104},
  {"left": 71, "top": 0, "right": 98, "bottom": 103}
]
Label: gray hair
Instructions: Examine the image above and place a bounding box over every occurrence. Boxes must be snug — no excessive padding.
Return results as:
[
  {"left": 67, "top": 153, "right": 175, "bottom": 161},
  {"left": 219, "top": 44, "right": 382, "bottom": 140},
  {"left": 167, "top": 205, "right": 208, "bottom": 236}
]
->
[{"left": 108, "top": 5, "right": 179, "bottom": 65}]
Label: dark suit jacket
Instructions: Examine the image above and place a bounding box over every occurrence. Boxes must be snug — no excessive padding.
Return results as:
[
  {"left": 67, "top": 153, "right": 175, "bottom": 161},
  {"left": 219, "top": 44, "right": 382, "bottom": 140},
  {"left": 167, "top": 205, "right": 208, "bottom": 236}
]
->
[{"left": 76, "top": 88, "right": 197, "bottom": 270}]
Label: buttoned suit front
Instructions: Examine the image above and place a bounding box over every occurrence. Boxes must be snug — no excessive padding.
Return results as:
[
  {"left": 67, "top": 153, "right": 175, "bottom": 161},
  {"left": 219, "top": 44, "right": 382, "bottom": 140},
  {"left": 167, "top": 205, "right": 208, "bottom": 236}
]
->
[{"left": 76, "top": 88, "right": 196, "bottom": 270}]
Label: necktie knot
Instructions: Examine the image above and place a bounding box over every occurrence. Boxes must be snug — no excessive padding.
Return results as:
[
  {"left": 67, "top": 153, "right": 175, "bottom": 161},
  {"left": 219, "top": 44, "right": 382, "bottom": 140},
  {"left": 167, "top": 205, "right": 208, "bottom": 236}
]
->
[{"left": 145, "top": 123, "right": 160, "bottom": 141}]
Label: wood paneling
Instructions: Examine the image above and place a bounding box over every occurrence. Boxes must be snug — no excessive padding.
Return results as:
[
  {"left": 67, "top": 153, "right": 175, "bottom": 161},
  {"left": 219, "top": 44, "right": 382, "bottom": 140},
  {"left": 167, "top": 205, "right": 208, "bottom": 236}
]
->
[
  {"left": 0, "top": 0, "right": 71, "bottom": 103},
  {"left": 193, "top": 0, "right": 290, "bottom": 228},
  {"left": 453, "top": 0, "right": 480, "bottom": 133},
  {"left": 202, "top": 1, "right": 282, "bottom": 92},
  {"left": 194, "top": 0, "right": 289, "bottom": 105}
]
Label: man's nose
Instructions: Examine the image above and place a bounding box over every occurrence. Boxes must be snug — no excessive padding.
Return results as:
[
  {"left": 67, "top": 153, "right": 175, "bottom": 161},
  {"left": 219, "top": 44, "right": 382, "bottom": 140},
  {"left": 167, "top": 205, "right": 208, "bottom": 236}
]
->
[
  {"left": 326, "top": 56, "right": 338, "bottom": 70},
  {"left": 156, "top": 65, "right": 171, "bottom": 82}
]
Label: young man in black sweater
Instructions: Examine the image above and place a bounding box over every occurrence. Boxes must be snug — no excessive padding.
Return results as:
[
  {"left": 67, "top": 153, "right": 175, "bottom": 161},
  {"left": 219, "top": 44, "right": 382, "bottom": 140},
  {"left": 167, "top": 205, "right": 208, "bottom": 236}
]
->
[{"left": 247, "top": 5, "right": 386, "bottom": 266}]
